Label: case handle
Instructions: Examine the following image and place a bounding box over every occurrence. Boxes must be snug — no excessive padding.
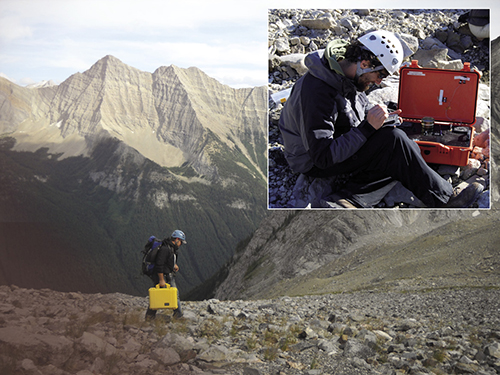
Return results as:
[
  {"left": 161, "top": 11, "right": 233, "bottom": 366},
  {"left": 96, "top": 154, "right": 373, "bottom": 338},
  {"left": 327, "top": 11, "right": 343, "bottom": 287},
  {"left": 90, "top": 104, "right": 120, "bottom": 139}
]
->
[
  {"left": 155, "top": 283, "right": 171, "bottom": 289},
  {"left": 410, "top": 60, "right": 419, "bottom": 68}
]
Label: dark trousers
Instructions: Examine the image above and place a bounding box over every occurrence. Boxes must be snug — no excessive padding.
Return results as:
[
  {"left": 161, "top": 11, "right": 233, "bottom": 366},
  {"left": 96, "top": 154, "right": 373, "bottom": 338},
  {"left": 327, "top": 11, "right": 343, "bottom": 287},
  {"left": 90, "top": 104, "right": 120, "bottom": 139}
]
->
[
  {"left": 145, "top": 273, "right": 182, "bottom": 320},
  {"left": 305, "top": 127, "right": 453, "bottom": 207}
]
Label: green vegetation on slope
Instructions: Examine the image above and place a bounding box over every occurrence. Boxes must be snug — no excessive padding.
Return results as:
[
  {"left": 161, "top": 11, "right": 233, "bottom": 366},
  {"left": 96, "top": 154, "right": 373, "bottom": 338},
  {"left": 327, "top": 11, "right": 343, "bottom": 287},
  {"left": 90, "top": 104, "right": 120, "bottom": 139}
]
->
[{"left": 0, "top": 136, "right": 267, "bottom": 298}]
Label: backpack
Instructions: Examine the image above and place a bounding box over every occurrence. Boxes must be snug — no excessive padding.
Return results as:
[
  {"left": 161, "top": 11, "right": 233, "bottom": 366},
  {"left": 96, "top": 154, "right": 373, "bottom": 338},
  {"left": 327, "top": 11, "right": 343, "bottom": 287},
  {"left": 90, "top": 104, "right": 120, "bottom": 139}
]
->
[{"left": 141, "top": 236, "right": 163, "bottom": 276}]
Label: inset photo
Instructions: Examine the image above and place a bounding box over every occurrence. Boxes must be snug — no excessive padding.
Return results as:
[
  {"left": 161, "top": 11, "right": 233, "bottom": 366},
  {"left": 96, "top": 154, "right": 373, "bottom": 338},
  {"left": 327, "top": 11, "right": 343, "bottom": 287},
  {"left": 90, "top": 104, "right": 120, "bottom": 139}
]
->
[{"left": 268, "top": 9, "right": 490, "bottom": 209}]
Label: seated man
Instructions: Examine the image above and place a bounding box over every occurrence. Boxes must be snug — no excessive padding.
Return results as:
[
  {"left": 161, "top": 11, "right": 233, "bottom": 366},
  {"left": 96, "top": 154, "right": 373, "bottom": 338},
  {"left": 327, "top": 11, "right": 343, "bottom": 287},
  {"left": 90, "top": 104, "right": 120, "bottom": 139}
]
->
[{"left": 278, "top": 30, "right": 482, "bottom": 208}]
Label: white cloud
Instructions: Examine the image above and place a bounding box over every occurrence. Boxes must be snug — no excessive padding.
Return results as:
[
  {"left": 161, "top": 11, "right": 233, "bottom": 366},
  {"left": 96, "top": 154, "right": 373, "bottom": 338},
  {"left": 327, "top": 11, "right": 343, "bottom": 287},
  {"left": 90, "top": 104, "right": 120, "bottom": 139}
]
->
[
  {"left": 0, "top": 15, "right": 32, "bottom": 45},
  {"left": 17, "top": 77, "right": 36, "bottom": 86},
  {"left": 0, "top": 0, "right": 268, "bottom": 87}
]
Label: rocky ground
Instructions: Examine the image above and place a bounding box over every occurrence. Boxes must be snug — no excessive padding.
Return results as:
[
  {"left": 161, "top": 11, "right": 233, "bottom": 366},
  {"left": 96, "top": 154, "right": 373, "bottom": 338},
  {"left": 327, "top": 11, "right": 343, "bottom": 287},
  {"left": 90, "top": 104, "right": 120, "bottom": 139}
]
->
[
  {"left": 268, "top": 9, "right": 491, "bottom": 209},
  {"left": 1, "top": 284, "right": 499, "bottom": 375}
]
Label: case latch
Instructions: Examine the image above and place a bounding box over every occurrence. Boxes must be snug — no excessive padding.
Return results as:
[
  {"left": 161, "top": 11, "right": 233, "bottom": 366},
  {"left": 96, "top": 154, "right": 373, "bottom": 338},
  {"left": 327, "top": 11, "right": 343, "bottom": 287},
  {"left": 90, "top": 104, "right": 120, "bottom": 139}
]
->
[{"left": 410, "top": 60, "right": 419, "bottom": 68}]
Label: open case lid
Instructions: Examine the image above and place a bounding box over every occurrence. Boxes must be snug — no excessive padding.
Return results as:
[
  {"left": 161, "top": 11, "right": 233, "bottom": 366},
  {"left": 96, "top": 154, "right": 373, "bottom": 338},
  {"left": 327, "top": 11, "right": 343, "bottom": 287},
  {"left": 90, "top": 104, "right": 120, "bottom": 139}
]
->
[{"left": 398, "top": 60, "right": 480, "bottom": 124}]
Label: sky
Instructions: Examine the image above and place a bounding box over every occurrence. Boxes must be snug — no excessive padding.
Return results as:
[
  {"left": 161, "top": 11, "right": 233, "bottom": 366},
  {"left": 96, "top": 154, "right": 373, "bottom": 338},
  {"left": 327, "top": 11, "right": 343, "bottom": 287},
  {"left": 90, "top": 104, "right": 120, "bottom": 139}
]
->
[{"left": 1, "top": 0, "right": 499, "bottom": 89}]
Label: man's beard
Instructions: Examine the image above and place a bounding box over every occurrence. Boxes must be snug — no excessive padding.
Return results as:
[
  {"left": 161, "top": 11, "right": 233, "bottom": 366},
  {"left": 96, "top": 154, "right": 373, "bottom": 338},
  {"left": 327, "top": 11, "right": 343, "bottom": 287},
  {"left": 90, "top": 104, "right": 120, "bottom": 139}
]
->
[{"left": 353, "top": 75, "right": 371, "bottom": 92}]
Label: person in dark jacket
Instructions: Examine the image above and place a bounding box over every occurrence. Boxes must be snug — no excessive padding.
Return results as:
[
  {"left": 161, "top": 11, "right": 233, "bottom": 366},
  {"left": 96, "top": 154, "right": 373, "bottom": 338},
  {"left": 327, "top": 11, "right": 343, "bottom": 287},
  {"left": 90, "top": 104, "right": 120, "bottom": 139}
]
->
[
  {"left": 145, "top": 230, "right": 186, "bottom": 320},
  {"left": 278, "top": 30, "right": 482, "bottom": 208}
]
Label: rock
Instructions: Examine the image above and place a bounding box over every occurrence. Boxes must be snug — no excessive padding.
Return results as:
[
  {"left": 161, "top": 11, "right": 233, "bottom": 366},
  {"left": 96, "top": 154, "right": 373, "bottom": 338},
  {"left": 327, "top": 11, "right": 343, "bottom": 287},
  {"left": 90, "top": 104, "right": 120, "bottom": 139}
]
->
[
  {"left": 397, "top": 318, "right": 420, "bottom": 331},
  {"left": 461, "top": 159, "right": 481, "bottom": 180},
  {"left": 243, "top": 368, "right": 262, "bottom": 375},
  {"left": 278, "top": 53, "right": 308, "bottom": 76},
  {"left": 198, "top": 345, "right": 235, "bottom": 362},
  {"left": 275, "top": 38, "right": 291, "bottom": 54},
  {"left": 343, "top": 338, "right": 374, "bottom": 359},
  {"left": 318, "top": 339, "right": 339, "bottom": 355},
  {"left": 340, "top": 18, "right": 354, "bottom": 31},
  {"left": 398, "top": 33, "right": 419, "bottom": 56},
  {"left": 412, "top": 48, "right": 450, "bottom": 68},
  {"left": 122, "top": 337, "right": 142, "bottom": 352},
  {"left": 454, "top": 361, "right": 481, "bottom": 373},
  {"left": 474, "top": 129, "right": 490, "bottom": 148},
  {"left": 485, "top": 343, "right": 500, "bottom": 359},
  {"left": 21, "top": 358, "right": 38, "bottom": 371},
  {"left": 151, "top": 347, "right": 181, "bottom": 365},
  {"left": 79, "top": 331, "right": 116, "bottom": 356},
  {"left": 299, "top": 327, "right": 318, "bottom": 339},
  {"left": 300, "top": 14, "right": 335, "bottom": 30},
  {"left": 357, "top": 330, "right": 378, "bottom": 348}
]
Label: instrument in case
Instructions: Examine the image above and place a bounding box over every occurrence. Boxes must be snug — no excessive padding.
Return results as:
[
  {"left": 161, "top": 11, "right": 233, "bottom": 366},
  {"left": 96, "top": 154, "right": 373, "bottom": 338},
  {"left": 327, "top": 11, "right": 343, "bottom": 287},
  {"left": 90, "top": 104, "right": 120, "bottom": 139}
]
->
[
  {"left": 149, "top": 283, "right": 178, "bottom": 310},
  {"left": 397, "top": 60, "right": 480, "bottom": 166}
]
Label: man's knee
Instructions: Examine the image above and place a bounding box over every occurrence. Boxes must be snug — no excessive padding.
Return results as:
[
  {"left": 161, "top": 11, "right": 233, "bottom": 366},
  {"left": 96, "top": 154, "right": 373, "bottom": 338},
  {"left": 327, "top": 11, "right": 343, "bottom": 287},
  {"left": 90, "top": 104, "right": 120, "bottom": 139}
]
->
[
  {"left": 376, "top": 127, "right": 420, "bottom": 153},
  {"left": 365, "top": 127, "right": 405, "bottom": 150}
]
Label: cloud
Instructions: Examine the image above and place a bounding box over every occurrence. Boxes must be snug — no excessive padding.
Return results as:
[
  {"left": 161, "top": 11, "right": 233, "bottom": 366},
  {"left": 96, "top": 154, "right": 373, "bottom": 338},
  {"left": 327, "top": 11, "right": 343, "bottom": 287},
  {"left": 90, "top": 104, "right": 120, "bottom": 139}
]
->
[
  {"left": 1, "top": 0, "right": 498, "bottom": 87},
  {"left": 0, "top": 15, "right": 32, "bottom": 45},
  {"left": 0, "top": 0, "right": 268, "bottom": 87}
]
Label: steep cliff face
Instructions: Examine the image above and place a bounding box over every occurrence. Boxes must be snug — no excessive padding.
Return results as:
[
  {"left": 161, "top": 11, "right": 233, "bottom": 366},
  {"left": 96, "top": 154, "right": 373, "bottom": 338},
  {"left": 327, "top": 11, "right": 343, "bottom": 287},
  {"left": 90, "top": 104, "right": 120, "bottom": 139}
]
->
[{"left": 215, "top": 208, "right": 500, "bottom": 301}]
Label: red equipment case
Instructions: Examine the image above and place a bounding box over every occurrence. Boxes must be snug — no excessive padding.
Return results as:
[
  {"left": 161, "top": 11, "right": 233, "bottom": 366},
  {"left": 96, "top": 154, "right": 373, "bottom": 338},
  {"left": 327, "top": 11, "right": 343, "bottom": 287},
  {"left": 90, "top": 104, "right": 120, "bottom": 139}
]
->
[{"left": 397, "top": 60, "right": 480, "bottom": 166}]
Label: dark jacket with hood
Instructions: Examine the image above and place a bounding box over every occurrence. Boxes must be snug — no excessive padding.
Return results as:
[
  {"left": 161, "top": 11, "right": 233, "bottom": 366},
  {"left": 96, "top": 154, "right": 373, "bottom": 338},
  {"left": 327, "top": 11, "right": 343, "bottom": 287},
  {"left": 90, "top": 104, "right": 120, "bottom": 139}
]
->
[
  {"left": 153, "top": 237, "right": 179, "bottom": 275},
  {"left": 278, "top": 49, "right": 376, "bottom": 174}
]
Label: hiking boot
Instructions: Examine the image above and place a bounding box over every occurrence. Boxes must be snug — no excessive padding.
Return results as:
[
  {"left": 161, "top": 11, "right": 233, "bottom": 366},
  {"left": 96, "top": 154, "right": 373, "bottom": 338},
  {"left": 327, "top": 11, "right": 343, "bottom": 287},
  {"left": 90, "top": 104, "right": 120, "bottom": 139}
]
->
[
  {"left": 442, "top": 182, "right": 484, "bottom": 208},
  {"left": 145, "top": 309, "right": 157, "bottom": 321},
  {"left": 172, "top": 310, "right": 184, "bottom": 320},
  {"left": 335, "top": 198, "right": 358, "bottom": 209}
]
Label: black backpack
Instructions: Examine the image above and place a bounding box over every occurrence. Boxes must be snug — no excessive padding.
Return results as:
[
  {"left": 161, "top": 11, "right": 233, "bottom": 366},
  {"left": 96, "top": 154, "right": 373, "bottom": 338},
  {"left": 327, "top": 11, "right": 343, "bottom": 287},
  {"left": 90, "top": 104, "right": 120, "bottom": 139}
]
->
[{"left": 141, "top": 236, "right": 163, "bottom": 276}]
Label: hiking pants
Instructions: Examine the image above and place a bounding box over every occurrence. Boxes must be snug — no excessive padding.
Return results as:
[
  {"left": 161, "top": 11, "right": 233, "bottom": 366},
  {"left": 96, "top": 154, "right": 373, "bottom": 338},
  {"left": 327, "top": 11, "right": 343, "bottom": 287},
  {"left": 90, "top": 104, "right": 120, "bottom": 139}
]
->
[{"left": 305, "top": 126, "right": 453, "bottom": 207}]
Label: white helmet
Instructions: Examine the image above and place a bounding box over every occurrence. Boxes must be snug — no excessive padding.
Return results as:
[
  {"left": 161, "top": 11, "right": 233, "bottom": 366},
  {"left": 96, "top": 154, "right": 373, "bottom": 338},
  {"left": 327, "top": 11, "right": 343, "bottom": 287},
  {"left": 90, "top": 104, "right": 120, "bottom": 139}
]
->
[{"left": 358, "top": 30, "right": 404, "bottom": 75}]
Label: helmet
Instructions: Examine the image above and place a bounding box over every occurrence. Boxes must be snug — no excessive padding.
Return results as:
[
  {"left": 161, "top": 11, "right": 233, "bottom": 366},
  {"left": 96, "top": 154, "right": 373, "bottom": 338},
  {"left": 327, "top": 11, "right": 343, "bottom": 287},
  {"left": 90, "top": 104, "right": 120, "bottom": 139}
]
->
[
  {"left": 357, "top": 30, "right": 404, "bottom": 75},
  {"left": 171, "top": 230, "right": 187, "bottom": 244}
]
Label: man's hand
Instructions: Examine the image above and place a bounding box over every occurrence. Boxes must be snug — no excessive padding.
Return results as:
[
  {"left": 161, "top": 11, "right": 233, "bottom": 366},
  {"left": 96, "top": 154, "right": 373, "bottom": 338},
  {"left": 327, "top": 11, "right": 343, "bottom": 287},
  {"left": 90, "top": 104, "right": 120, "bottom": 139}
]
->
[
  {"left": 173, "top": 264, "right": 179, "bottom": 273},
  {"left": 158, "top": 273, "right": 167, "bottom": 288},
  {"left": 367, "top": 104, "right": 402, "bottom": 130}
]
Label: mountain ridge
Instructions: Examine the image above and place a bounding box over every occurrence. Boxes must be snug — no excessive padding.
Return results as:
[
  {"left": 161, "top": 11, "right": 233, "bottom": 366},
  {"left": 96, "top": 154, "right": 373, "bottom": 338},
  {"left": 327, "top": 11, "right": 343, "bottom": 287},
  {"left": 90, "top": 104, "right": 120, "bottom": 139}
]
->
[{"left": 0, "top": 55, "right": 266, "bottom": 181}]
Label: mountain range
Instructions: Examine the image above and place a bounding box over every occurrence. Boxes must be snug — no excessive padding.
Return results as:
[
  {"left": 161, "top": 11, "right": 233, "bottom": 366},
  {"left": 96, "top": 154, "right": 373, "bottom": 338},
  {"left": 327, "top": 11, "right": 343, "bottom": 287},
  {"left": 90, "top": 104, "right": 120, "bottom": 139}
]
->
[{"left": 0, "top": 55, "right": 267, "bottom": 297}]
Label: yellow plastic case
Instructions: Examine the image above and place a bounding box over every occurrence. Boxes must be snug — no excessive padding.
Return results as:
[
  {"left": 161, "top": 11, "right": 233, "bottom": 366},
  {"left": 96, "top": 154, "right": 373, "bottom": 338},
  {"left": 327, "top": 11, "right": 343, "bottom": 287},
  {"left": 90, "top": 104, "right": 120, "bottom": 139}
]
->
[{"left": 148, "top": 284, "right": 178, "bottom": 310}]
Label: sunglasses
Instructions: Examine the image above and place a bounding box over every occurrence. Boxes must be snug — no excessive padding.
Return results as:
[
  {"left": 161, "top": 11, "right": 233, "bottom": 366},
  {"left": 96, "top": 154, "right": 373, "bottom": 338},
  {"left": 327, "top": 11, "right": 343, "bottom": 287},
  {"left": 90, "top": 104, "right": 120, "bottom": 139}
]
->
[{"left": 377, "top": 70, "right": 389, "bottom": 80}]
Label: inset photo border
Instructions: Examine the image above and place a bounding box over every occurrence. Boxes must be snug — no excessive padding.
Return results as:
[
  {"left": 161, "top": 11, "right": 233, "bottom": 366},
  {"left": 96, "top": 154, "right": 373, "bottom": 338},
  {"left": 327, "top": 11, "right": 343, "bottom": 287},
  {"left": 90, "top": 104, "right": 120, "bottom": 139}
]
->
[{"left": 268, "top": 9, "right": 491, "bottom": 210}]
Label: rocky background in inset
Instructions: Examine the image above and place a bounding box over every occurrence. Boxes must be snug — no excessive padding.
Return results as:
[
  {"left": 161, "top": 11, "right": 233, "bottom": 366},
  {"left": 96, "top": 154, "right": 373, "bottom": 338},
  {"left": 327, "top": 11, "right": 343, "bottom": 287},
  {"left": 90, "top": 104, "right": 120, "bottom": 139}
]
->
[{"left": 268, "top": 9, "right": 490, "bottom": 208}]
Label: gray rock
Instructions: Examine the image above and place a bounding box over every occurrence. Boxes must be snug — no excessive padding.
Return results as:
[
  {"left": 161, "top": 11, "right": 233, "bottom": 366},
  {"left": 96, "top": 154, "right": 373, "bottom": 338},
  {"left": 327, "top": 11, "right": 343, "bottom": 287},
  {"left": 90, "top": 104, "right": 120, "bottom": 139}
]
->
[
  {"left": 485, "top": 342, "right": 500, "bottom": 359},
  {"left": 278, "top": 53, "right": 308, "bottom": 76},
  {"left": 151, "top": 347, "right": 181, "bottom": 365},
  {"left": 343, "top": 338, "right": 374, "bottom": 359},
  {"left": 301, "top": 15, "right": 335, "bottom": 30}
]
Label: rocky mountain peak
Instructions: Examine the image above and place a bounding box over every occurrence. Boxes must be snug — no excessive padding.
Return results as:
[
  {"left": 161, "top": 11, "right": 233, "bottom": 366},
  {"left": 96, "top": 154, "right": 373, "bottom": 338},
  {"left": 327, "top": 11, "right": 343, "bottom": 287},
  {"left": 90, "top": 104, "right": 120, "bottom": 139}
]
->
[
  {"left": 0, "top": 56, "right": 266, "bottom": 178},
  {"left": 86, "top": 54, "right": 132, "bottom": 78}
]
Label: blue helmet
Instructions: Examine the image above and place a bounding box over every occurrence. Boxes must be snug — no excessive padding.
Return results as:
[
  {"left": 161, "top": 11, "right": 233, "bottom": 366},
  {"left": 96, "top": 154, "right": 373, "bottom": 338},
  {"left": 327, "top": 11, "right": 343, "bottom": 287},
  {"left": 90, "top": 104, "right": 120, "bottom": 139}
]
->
[{"left": 171, "top": 230, "right": 187, "bottom": 244}]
